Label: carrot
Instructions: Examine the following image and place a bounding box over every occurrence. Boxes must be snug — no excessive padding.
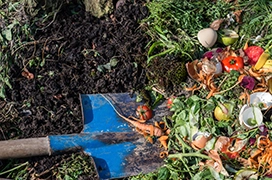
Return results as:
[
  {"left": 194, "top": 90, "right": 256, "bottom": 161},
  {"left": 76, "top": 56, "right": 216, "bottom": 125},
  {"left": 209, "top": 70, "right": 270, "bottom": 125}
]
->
[
  {"left": 249, "top": 68, "right": 263, "bottom": 77},
  {"left": 238, "top": 74, "right": 246, "bottom": 83},
  {"left": 185, "top": 84, "right": 197, "bottom": 91},
  {"left": 158, "top": 135, "right": 169, "bottom": 150},
  {"left": 122, "top": 117, "right": 163, "bottom": 137},
  {"left": 159, "top": 151, "right": 168, "bottom": 158},
  {"left": 252, "top": 87, "right": 268, "bottom": 93},
  {"left": 197, "top": 70, "right": 205, "bottom": 82},
  {"left": 101, "top": 94, "right": 164, "bottom": 137},
  {"left": 206, "top": 88, "right": 216, "bottom": 99},
  {"left": 147, "top": 136, "right": 154, "bottom": 144}
]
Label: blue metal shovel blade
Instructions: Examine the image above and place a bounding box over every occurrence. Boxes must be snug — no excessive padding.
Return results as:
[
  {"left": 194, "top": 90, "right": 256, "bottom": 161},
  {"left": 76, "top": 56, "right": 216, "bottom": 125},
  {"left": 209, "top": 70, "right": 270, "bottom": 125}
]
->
[{"left": 49, "top": 93, "right": 167, "bottom": 179}]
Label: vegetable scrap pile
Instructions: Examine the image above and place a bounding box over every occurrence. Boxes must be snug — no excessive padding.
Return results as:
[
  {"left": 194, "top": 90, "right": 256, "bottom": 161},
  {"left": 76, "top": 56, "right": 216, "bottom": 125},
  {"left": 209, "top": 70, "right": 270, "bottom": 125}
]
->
[
  {"left": 153, "top": 22, "right": 272, "bottom": 180},
  {"left": 130, "top": 1, "right": 272, "bottom": 179},
  {"left": 150, "top": 34, "right": 272, "bottom": 180}
]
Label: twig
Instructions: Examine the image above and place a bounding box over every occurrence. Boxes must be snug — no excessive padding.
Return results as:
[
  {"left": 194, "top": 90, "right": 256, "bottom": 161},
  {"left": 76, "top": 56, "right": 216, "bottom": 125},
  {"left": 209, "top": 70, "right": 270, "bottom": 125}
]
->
[
  {"left": 12, "top": 40, "right": 44, "bottom": 55},
  {"left": 35, "top": 155, "right": 73, "bottom": 178},
  {"left": 42, "top": 38, "right": 50, "bottom": 65},
  {"left": 36, "top": 2, "right": 63, "bottom": 31},
  {"left": 213, "top": 81, "right": 240, "bottom": 95},
  {"left": 12, "top": 37, "right": 64, "bottom": 56},
  {"left": 217, "top": 75, "right": 228, "bottom": 90}
]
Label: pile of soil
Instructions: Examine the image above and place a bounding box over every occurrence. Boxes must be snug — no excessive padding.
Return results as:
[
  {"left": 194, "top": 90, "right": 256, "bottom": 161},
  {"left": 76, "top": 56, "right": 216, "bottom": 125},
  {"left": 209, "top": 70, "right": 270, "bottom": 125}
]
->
[{"left": 0, "top": 0, "right": 151, "bottom": 179}]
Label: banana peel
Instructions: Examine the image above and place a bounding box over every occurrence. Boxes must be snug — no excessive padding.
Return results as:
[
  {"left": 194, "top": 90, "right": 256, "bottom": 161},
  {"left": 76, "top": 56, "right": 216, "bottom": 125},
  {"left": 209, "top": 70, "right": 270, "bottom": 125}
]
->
[
  {"left": 253, "top": 52, "right": 270, "bottom": 70},
  {"left": 263, "top": 59, "right": 272, "bottom": 69},
  {"left": 254, "top": 45, "right": 272, "bottom": 70}
]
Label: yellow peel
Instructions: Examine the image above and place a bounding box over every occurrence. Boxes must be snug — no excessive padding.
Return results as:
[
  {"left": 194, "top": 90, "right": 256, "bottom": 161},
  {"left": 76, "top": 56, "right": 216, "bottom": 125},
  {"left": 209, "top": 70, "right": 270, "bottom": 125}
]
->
[
  {"left": 263, "top": 59, "right": 272, "bottom": 69},
  {"left": 253, "top": 52, "right": 270, "bottom": 70}
]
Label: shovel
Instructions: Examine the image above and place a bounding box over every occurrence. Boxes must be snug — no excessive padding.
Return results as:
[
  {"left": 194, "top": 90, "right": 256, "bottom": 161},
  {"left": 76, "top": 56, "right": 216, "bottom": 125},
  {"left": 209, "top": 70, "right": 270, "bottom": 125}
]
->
[{"left": 0, "top": 93, "right": 168, "bottom": 179}]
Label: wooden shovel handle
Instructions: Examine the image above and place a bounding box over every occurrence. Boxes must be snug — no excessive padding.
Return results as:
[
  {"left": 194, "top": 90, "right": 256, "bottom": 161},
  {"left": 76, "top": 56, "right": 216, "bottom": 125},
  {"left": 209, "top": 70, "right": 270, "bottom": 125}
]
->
[{"left": 0, "top": 137, "right": 51, "bottom": 159}]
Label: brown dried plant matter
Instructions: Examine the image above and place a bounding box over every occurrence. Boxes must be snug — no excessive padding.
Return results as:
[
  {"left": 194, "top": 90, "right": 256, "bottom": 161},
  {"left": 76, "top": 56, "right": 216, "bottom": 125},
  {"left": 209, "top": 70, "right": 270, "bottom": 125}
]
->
[
  {"left": 242, "top": 136, "right": 272, "bottom": 176},
  {"left": 185, "top": 59, "right": 224, "bottom": 99},
  {"left": 186, "top": 55, "right": 272, "bottom": 100}
]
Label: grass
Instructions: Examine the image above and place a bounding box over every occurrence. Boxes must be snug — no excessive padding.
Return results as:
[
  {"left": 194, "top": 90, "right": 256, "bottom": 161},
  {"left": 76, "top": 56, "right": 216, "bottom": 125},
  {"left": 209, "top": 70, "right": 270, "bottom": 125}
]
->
[
  {"left": 142, "top": 0, "right": 272, "bottom": 64},
  {"left": 142, "top": 0, "right": 233, "bottom": 63},
  {"left": 238, "top": 0, "right": 272, "bottom": 48},
  {"left": 0, "top": 153, "right": 95, "bottom": 179}
]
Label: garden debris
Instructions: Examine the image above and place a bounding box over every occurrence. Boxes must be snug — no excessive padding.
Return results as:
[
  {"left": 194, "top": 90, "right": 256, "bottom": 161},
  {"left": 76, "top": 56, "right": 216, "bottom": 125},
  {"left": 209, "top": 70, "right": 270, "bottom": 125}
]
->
[
  {"left": 21, "top": 69, "right": 34, "bottom": 80},
  {"left": 84, "top": 0, "right": 113, "bottom": 18}
]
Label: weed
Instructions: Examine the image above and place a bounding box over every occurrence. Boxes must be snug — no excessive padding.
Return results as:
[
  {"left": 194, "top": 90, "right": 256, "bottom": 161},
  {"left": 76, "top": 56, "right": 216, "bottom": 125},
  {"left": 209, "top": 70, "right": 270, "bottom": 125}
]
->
[
  {"left": 0, "top": 1, "right": 33, "bottom": 99},
  {"left": 142, "top": 0, "right": 232, "bottom": 63},
  {"left": 53, "top": 153, "right": 94, "bottom": 180},
  {"left": 0, "top": 161, "right": 29, "bottom": 180},
  {"left": 237, "top": 0, "right": 272, "bottom": 48},
  {"left": 142, "top": 0, "right": 272, "bottom": 63}
]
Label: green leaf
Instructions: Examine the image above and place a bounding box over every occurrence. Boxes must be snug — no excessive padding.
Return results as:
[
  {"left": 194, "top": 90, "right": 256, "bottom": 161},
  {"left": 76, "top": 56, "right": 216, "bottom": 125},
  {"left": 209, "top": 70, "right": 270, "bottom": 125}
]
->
[
  {"left": 175, "top": 109, "right": 187, "bottom": 124},
  {"left": 191, "top": 102, "right": 200, "bottom": 114},
  {"left": 40, "top": 59, "right": 45, "bottom": 67},
  {"left": 110, "top": 58, "right": 119, "bottom": 67},
  {"left": 103, "top": 62, "right": 111, "bottom": 70},
  {"left": 157, "top": 167, "right": 170, "bottom": 180},
  {"left": 208, "top": 166, "right": 222, "bottom": 180},
  {"left": 189, "top": 111, "right": 199, "bottom": 126},
  {"left": 147, "top": 41, "right": 163, "bottom": 56},
  {"left": 97, "top": 65, "right": 105, "bottom": 72},
  {"left": 179, "top": 125, "right": 188, "bottom": 137},
  {"left": 2, "top": 29, "right": 12, "bottom": 41},
  {"left": 0, "top": 86, "right": 5, "bottom": 99},
  {"left": 4, "top": 78, "right": 12, "bottom": 89},
  {"left": 188, "top": 95, "right": 200, "bottom": 102},
  {"left": 147, "top": 48, "right": 174, "bottom": 64},
  {"left": 227, "top": 126, "right": 233, "bottom": 136},
  {"left": 192, "top": 168, "right": 214, "bottom": 180}
]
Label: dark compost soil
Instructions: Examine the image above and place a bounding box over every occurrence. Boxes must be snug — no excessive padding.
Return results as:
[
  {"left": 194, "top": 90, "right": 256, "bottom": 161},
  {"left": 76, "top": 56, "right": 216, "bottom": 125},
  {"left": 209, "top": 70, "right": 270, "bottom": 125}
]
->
[{"left": 0, "top": 0, "right": 152, "bottom": 179}]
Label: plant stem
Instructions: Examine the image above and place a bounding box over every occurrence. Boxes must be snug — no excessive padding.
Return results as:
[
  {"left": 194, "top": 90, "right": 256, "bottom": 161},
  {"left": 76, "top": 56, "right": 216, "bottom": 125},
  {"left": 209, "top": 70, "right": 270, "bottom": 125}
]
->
[
  {"left": 0, "top": 162, "right": 29, "bottom": 175},
  {"left": 180, "top": 157, "right": 193, "bottom": 177},
  {"left": 217, "top": 75, "right": 228, "bottom": 90},
  {"left": 175, "top": 134, "right": 192, "bottom": 152},
  {"left": 168, "top": 152, "right": 210, "bottom": 178},
  {"left": 168, "top": 152, "right": 211, "bottom": 160},
  {"left": 214, "top": 81, "right": 240, "bottom": 95}
]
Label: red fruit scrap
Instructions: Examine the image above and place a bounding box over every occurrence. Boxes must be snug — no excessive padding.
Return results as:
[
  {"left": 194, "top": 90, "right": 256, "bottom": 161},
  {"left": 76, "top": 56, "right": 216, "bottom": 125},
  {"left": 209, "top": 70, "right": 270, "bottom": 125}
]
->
[
  {"left": 221, "top": 56, "right": 244, "bottom": 72},
  {"left": 167, "top": 96, "right": 175, "bottom": 109},
  {"left": 136, "top": 105, "right": 153, "bottom": 120},
  {"left": 244, "top": 46, "right": 264, "bottom": 65},
  {"left": 221, "top": 138, "right": 245, "bottom": 159}
]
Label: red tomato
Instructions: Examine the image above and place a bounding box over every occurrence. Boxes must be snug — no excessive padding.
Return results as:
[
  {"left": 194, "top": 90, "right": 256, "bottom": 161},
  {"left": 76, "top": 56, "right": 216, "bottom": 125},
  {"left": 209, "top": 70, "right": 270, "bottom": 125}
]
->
[
  {"left": 244, "top": 46, "right": 264, "bottom": 65},
  {"left": 136, "top": 105, "right": 153, "bottom": 120},
  {"left": 167, "top": 96, "right": 175, "bottom": 109},
  {"left": 221, "top": 56, "right": 244, "bottom": 72}
]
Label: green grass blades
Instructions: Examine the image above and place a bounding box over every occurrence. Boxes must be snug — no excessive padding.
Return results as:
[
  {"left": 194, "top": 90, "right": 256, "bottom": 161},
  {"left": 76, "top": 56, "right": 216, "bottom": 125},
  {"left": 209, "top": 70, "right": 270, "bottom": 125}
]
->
[
  {"left": 238, "top": 0, "right": 272, "bottom": 48},
  {"left": 142, "top": 0, "right": 232, "bottom": 64}
]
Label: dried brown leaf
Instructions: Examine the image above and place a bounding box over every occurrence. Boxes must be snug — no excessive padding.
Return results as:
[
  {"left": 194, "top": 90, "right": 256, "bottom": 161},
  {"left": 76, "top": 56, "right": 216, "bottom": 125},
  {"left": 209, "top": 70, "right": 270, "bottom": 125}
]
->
[
  {"left": 234, "top": 10, "right": 243, "bottom": 24},
  {"left": 22, "top": 70, "right": 34, "bottom": 79},
  {"left": 210, "top": 19, "right": 225, "bottom": 31}
]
